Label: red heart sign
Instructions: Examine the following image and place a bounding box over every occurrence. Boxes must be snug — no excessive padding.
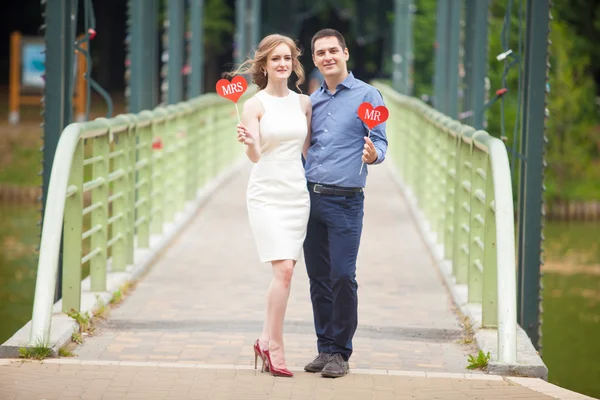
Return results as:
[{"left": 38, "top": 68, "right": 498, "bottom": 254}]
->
[
  {"left": 216, "top": 76, "right": 248, "bottom": 103},
  {"left": 358, "top": 102, "right": 389, "bottom": 130}
]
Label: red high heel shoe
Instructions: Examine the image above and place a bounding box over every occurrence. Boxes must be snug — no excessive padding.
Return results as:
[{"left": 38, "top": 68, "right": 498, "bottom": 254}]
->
[
  {"left": 253, "top": 340, "right": 269, "bottom": 372},
  {"left": 263, "top": 348, "right": 293, "bottom": 377}
]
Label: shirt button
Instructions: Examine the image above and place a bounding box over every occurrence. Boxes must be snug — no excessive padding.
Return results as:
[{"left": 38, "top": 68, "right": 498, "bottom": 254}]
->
[
  {"left": 325, "top": 129, "right": 328, "bottom": 133},
  {"left": 327, "top": 112, "right": 331, "bottom": 116}
]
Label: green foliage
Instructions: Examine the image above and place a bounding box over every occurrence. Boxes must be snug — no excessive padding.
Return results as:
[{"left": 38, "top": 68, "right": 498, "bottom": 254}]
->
[
  {"left": 412, "top": 0, "right": 437, "bottom": 98},
  {"left": 66, "top": 309, "right": 92, "bottom": 334},
  {"left": 466, "top": 350, "right": 491, "bottom": 370},
  {"left": 413, "top": 0, "right": 600, "bottom": 202},
  {"left": 19, "top": 340, "right": 52, "bottom": 360},
  {"left": 550, "top": 0, "right": 600, "bottom": 78},
  {"left": 110, "top": 289, "right": 123, "bottom": 305},
  {"left": 58, "top": 346, "right": 75, "bottom": 357},
  {"left": 203, "top": 0, "right": 234, "bottom": 55},
  {"left": 71, "top": 332, "right": 83, "bottom": 344},
  {"left": 545, "top": 22, "right": 600, "bottom": 201},
  {"left": 0, "top": 144, "right": 42, "bottom": 187}
]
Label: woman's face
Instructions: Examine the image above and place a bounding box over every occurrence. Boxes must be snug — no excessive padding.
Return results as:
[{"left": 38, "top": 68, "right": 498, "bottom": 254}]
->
[{"left": 264, "top": 43, "right": 293, "bottom": 81}]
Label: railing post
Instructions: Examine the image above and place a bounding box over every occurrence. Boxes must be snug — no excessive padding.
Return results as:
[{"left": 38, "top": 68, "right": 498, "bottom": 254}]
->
[
  {"left": 175, "top": 107, "right": 187, "bottom": 211},
  {"left": 62, "top": 139, "right": 84, "bottom": 312},
  {"left": 482, "top": 159, "right": 498, "bottom": 327},
  {"left": 197, "top": 103, "right": 209, "bottom": 189},
  {"left": 90, "top": 130, "right": 109, "bottom": 292},
  {"left": 164, "top": 107, "right": 177, "bottom": 223},
  {"left": 206, "top": 106, "right": 216, "bottom": 180},
  {"left": 445, "top": 0, "right": 461, "bottom": 119},
  {"left": 433, "top": 0, "right": 448, "bottom": 111},
  {"left": 137, "top": 112, "right": 153, "bottom": 248},
  {"left": 184, "top": 105, "right": 197, "bottom": 201},
  {"left": 167, "top": 0, "right": 185, "bottom": 104},
  {"left": 151, "top": 110, "right": 166, "bottom": 234},
  {"left": 452, "top": 128, "right": 474, "bottom": 284},
  {"left": 468, "top": 144, "right": 486, "bottom": 303},
  {"left": 129, "top": 0, "right": 159, "bottom": 112},
  {"left": 44, "top": 0, "right": 78, "bottom": 304},
  {"left": 444, "top": 130, "right": 459, "bottom": 260},
  {"left": 111, "top": 119, "right": 130, "bottom": 271},
  {"left": 189, "top": 0, "right": 205, "bottom": 98},
  {"left": 234, "top": 0, "right": 247, "bottom": 65},
  {"left": 125, "top": 116, "right": 137, "bottom": 263},
  {"left": 517, "top": 0, "right": 550, "bottom": 350}
]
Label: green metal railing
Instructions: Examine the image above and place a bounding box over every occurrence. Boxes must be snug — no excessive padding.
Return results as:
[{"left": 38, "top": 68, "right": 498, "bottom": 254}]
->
[
  {"left": 375, "top": 83, "right": 517, "bottom": 364},
  {"left": 30, "top": 93, "right": 244, "bottom": 345}
]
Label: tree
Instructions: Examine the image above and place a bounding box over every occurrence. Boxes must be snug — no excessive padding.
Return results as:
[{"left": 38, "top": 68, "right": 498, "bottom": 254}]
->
[{"left": 545, "top": 21, "right": 600, "bottom": 201}]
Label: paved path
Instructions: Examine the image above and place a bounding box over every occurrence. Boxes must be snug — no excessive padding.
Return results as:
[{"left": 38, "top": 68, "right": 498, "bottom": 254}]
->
[
  {"left": 1, "top": 359, "right": 565, "bottom": 400},
  {"left": 71, "top": 163, "right": 474, "bottom": 371},
  {"left": 1, "top": 163, "right": 593, "bottom": 399}
]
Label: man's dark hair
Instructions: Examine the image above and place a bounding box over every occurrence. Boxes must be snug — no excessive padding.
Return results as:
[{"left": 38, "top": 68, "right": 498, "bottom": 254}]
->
[{"left": 311, "top": 29, "right": 347, "bottom": 54}]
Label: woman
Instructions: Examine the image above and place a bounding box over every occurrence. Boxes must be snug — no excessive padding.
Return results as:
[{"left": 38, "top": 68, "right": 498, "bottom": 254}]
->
[{"left": 233, "top": 34, "right": 311, "bottom": 377}]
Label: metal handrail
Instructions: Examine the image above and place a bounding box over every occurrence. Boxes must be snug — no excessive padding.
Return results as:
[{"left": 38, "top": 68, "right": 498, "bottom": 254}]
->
[
  {"left": 375, "top": 83, "right": 517, "bottom": 364},
  {"left": 29, "top": 93, "right": 245, "bottom": 345}
]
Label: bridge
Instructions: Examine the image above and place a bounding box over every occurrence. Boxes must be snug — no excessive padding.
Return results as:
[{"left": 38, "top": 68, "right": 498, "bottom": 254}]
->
[
  {"left": 2, "top": 85, "right": 589, "bottom": 398},
  {"left": 1, "top": 0, "right": 594, "bottom": 399}
]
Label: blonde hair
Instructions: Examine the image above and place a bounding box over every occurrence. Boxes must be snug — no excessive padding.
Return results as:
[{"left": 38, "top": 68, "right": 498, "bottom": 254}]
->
[{"left": 229, "top": 34, "right": 305, "bottom": 92}]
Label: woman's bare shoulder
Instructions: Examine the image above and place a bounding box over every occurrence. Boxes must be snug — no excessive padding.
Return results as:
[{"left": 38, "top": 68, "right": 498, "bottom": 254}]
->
[
  {"left": 243, "top": 96, "right": 264, "bottom": 115},
  {"left": 299, "top": 94, "right": 312, "bottom": 112}
]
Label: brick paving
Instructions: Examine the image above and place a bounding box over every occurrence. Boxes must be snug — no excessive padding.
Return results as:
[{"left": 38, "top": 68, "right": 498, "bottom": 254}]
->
[
  {"left": 71, "top": 163, "right": 475, "bottom": 372},
  {"left": 0, "top": 360, "right": 555, "bottom": 400},
  {"left": 1, "top": 163, "right": 592, "bottom": 398}
]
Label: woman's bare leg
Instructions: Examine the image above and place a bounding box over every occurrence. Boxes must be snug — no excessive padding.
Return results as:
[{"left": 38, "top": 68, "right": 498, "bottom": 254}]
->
[{"left": 263, "top": 259, "right": 295, "bottom": 368}]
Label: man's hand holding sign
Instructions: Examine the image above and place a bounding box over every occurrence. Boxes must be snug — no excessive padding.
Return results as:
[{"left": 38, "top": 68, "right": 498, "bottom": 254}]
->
[{"left": 358, "top": 102, "right": 389, "bottom": 175}]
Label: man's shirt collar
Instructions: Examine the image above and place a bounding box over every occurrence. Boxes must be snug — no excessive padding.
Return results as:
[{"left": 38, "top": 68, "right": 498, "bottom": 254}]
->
[{"left": 320, "top": 72, "right": 356, "bottom": 92}]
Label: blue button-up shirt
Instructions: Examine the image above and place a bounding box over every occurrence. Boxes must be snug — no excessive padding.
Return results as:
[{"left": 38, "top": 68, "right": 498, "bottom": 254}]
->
[{"left": 305, "top": 72, "right": 388, "bottom": 188}]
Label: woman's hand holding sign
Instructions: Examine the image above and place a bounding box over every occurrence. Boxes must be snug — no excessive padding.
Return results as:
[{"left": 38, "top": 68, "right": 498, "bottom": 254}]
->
[
  {"left": 237, "top": 123, "right": 256, "bottom": 146},
  {"left": 216, "top": 75, "right": 258, "bottom": 151},
  {"left": 358, "top": 102, "right": 389, "bottom": 175}
]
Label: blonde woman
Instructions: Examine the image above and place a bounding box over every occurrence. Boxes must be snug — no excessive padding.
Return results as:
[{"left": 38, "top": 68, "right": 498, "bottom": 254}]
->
[{"left": 233, "top": 34, "right": 311, "bottom": 377}]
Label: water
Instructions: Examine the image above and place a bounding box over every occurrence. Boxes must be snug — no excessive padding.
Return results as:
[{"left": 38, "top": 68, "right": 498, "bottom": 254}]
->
[
  {"left": 542, "top": 222, "right": 600, "bottom": 398},
  {"left": 0, "top": 205, "right": 599, "bottom": 396}
]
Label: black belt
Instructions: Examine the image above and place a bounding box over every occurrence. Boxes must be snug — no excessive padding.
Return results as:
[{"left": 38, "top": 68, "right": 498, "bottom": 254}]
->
[{"left": 308, "top": 182, "right": 363, "bottom": 196}]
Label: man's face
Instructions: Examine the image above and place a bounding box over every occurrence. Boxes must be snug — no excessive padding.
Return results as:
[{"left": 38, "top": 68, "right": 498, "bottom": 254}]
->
[{"left": 312, "top": 36, "right": 349, "bottom": 79}]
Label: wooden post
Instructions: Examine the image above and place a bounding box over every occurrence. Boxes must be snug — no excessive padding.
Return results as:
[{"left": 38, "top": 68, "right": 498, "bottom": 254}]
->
[{"left": 9, "top": 31, "right": 21, "bottom": 125}]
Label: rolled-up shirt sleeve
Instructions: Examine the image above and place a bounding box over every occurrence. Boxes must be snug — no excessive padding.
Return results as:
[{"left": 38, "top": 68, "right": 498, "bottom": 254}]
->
[{"left": 364, "top": 89, "right": 388, "bottom": 165}]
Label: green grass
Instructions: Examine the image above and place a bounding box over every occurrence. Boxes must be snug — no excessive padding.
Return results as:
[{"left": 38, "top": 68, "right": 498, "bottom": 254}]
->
[
  {"left": 466, "top": 350, "right": 490, "bottom": 370},
  {"left": 542, "top": 272, "right": 600, "bottom": 398},
  {"left": 19, "top": 340, "right": 52, "bottom": 360},
  {"left": 58, "top": 346, "right": 75, "bottom": 357},
  {"left": 0, "top": 144, "right": 42, "bottom": 187},
  {"left": 0, "top": 204, "right": 39, "bottom": 344}
]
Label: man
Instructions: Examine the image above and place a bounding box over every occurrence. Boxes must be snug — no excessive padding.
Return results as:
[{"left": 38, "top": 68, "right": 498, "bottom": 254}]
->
[{"left": 303, "top": 28, "right": 388, "bottom": 378}]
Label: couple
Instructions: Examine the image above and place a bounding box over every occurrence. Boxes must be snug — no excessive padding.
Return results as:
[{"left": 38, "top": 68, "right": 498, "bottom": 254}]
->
[{"left": 234, "top": 28, "right": 388, "bottom": 378}]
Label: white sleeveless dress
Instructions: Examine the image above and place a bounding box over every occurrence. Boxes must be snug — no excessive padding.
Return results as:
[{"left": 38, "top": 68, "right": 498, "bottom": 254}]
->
[{"left": 246, "top": 90, "right": 310, "bottom": 263}]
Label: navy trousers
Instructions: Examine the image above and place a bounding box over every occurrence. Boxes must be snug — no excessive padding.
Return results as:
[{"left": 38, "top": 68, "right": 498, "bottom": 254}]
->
[{"left": 303, "top": 189, "right": 364, "bottom": 361}]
